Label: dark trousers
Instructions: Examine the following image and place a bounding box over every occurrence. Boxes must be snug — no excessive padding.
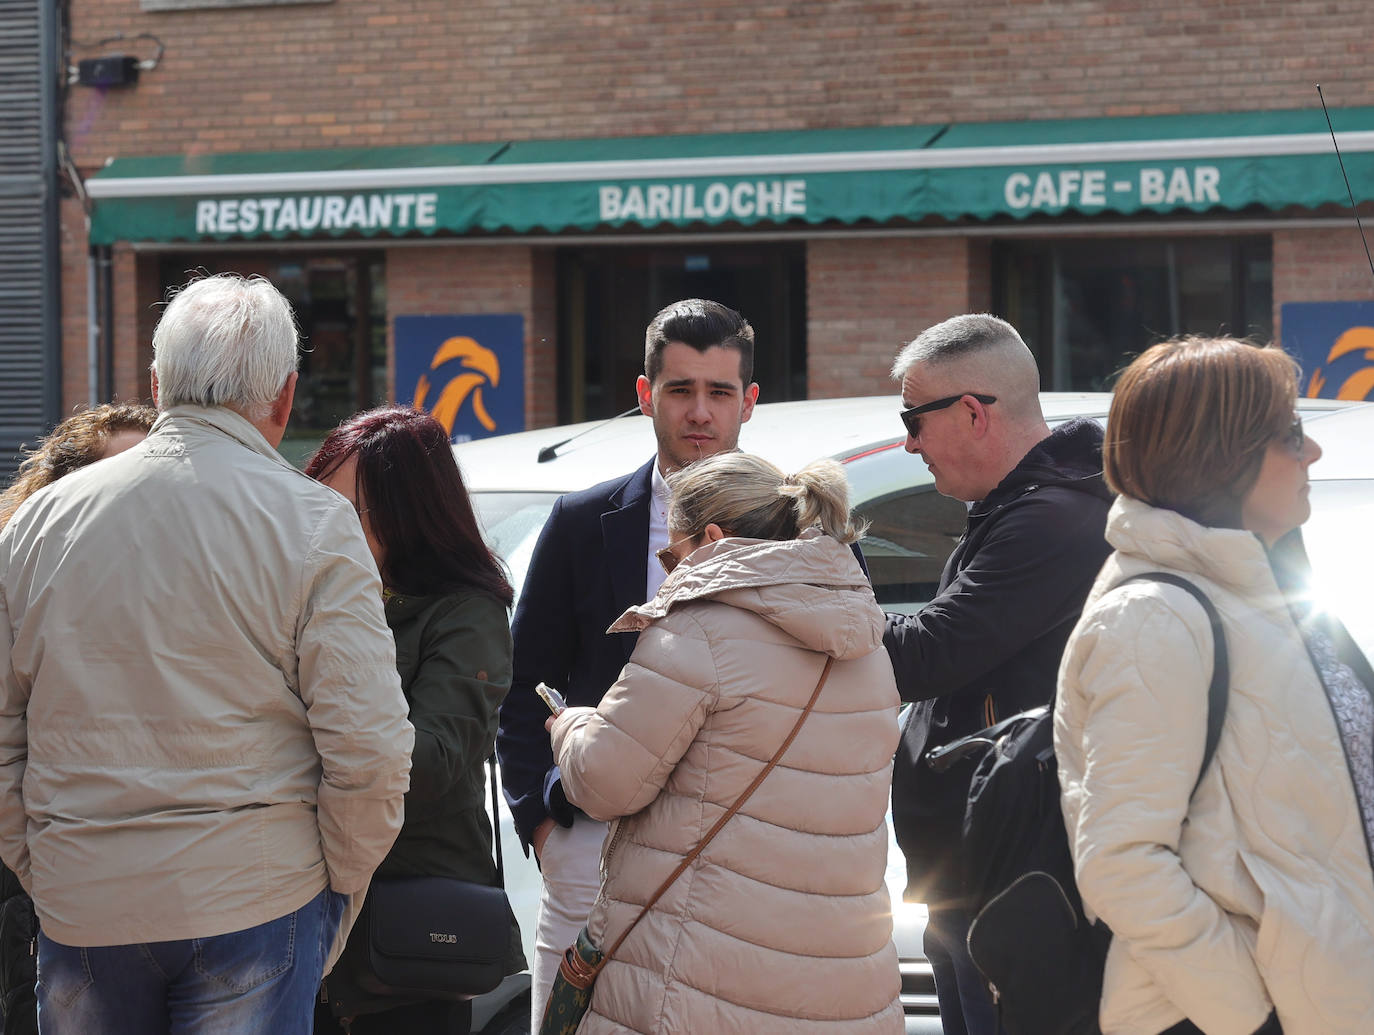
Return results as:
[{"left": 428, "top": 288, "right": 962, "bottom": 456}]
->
[
  {"left": 924, "top": 906, "right": 1004, "bottom": 1035},
  {"left": 1161, "top": 1014, "right": 1281, "bottom": 1035},
  {"left": 314, "top": 997, "right": 472, "bottom": 1035}
]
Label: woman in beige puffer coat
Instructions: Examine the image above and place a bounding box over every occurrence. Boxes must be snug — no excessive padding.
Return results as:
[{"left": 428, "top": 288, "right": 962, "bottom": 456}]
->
[
  {"left": 548, "top": 452, "right": 904, "bottom": 1035},
  {"left": 1056, "top": 338, "right": 1374, "bottom": 1035}
]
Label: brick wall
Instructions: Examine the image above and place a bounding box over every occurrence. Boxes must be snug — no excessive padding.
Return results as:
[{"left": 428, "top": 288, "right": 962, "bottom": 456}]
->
[
  {"left": 58, "top": 202, "right": 155, "bottom": 411},
  {"left": 59, "top": 0, "right": 1374, "bottom": 415},
  {"left": 806, "top": 236, "right": 990, "bottom": 398},
  {"left": 64, "top": 0, "right": 1374, "bottom": 171},
  {"left": 384, "top": 244, "right": 556, "bottom": 429},
  {"left": 1272, "top": 227, "right": 1374, "bottom": 341}
]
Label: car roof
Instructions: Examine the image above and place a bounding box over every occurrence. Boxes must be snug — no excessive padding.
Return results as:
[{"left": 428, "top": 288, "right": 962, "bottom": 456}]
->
[
  {"left": 455, "top": 392, "right": 1115, "bottom": 493},
  {"left": 1304, "top": 400, "right": 1374, "bottom": 482}
]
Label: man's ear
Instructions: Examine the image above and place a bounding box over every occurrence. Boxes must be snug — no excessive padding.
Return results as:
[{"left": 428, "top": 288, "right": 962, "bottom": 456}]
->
[
  {"left": 271, "top": 372, "right": 299, "bottom": 429},
  {"left": 702, "top": 523, "right": 727, "bottom": 543},
  {"left": 740, "top": 382, "right": 759, "bottom": 423},
  {"left": 150, "top": 370, "right": 160, "bottom": 408},
  {"left": 636, "top": 374, "right": 654, "bottom": 417},
  {"left": 964, "top": 394, "right": 993, "bottom": 439}
]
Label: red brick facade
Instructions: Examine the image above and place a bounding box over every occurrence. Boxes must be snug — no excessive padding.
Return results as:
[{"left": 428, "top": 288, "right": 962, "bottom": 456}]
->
[
  {"left": 64, "top": 0, "right": 1374, "bottom": 160},
  {"left": 59, "top": 0, "right": 1374, "bottom": 416},
  {"left": 806, "top": 237, "right": 992, "bottom": 398},
  {"left": 1273, "top": 228, "right": 1374, "bottom": 340}
]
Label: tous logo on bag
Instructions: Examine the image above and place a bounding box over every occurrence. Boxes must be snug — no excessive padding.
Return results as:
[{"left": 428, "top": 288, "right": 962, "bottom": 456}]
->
[{"left": 429, "top": 932, "right": 458, "bottom": 944}]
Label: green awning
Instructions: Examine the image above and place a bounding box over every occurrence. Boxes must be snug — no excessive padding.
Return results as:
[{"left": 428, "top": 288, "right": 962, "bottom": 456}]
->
[{"left": 86, "top": 108, "right": 1374, "bottom": 245}]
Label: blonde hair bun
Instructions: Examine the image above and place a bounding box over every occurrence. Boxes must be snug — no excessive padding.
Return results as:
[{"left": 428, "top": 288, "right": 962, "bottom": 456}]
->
[{"left": 667, "top": 453, "right": 867, "bottom": 545}]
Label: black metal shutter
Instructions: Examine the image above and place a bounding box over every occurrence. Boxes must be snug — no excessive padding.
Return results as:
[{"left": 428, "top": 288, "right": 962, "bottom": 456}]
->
[{"left": 0, "top": 0, "right": 60, "bottom": 482}]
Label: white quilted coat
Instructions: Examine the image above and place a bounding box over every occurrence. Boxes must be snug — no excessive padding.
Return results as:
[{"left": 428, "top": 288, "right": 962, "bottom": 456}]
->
[
  {"left": 1055, "top": 496, "right": 1374, "bottom": 1035},
  {"left": 550, "top": 529, "right": 904, "bottom": 1035}
]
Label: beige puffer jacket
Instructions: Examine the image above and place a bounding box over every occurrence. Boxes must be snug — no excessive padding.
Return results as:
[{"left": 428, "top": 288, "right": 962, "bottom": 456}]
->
[
  {"left": 1055, "top": 497, "right": 1374, "bottom": 1035},
  {"left": 550, "top": 529, "right": 903, "bottom": 1035}
]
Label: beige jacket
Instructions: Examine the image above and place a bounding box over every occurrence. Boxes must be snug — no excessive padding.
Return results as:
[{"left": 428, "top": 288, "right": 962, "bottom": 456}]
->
[
  {"left": 0, "top": 405, "right": 414, "bottom": 947},
  {"left": 551, "top": 529, "right": 903, "bottom": 1035},
  {"left": 1055, "top": 497, "right": 1374, "bottom": 1035}
]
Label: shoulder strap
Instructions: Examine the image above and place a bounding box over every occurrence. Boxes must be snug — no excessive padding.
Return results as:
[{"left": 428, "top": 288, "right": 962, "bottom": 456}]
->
[
  {"left": 598, "top": 655, "right": 836, "bottom": 967},
  {"left": 488, "top": 754, "right": 505, "bottom": 888},
  {"left": 1114, "top": 572, "right": 1228, "bottom": 797}
]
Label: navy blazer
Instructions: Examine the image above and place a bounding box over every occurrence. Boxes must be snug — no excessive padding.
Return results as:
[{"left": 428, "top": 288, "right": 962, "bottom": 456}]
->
[{"left": 497, "top": 458, "right": 655, "bottom": 848}]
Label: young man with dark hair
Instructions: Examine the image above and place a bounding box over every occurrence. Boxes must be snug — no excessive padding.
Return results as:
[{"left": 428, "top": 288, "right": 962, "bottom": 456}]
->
[{"left": 497, "top": 298, "right": 759, "bottom": 1027}]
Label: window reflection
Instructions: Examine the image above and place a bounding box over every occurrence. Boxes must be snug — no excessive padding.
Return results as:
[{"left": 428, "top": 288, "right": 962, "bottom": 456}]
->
[
  {"left": 857, "top": 488, "right": 968, "bottom": 612},
  {"left": 995, "top": 236, "right": 1273, "bottom": 390}
]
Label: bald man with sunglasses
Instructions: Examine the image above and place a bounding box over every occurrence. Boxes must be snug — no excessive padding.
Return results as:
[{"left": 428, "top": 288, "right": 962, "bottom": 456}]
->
[{"left": 883, "top": 314, "right": 1113, "bottom": 1035}]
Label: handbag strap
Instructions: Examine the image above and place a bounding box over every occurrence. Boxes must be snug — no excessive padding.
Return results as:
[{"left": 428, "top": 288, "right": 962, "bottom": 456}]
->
[
  {"left": 1114, "top": 572, "right": 1229, "bottom": 797},
  {"left": 598, "top": 654, "right": 836, "bottom": 967},
  {"left": 488, "top": 754, "right": 505, "bottom": 888}
]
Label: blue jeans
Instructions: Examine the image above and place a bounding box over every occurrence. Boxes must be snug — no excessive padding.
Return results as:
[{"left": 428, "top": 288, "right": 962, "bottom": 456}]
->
[
  {"left": 924, "top": 906, "right": 1003, "bottom": 1035},
  {"left": 35, "top": 887, "right": 346, "bottom": 1035}
]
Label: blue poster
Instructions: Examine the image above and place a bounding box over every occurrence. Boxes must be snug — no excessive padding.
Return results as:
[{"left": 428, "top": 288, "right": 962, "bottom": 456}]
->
[
  {"left": 394, "top": 314, "right": 525, "bottom": 442},
  {"left": 1281, "top": 301, "right": 1374, "bottom": 400}
]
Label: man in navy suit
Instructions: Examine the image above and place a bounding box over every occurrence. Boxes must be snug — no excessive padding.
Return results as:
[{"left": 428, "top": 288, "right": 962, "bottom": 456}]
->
[{"left": 497, "top": 299, "right": 759, "bottom": 1025}]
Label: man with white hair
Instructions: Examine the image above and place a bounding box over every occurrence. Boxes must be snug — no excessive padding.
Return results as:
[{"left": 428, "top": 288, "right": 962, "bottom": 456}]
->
[
  {"left": 0, "top": 274, "right": 414, "bottom": 1034},
  {"left": 883, "top": 314, "right": 1113, "bottom": 1035}
]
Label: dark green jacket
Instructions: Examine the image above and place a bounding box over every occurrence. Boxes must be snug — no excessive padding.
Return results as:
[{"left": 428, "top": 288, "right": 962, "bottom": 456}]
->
[
  {"left": 381, "top": 589, "right": 513, "bottom": 884},
  {"left": 327, "top": 587, "right": 525, "bottom": 1015}
]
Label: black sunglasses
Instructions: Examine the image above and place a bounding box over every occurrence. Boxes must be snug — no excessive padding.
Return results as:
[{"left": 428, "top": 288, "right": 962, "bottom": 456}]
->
[{"left": 900, "top": 393, "right": 997, "bottom": 438}]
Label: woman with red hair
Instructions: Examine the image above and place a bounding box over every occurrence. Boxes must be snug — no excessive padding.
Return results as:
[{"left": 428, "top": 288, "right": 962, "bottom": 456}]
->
[{"left": 306, "top": 407, "right": 524, "bottom": 1035}]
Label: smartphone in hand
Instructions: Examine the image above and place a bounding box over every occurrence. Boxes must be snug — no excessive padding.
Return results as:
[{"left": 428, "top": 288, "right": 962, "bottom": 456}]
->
[{"left": 535, "top": 681, "right": 566, "bottom": 714}]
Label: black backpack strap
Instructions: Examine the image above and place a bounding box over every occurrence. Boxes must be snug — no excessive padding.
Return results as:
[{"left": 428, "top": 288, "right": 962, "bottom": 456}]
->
[{"left": 1113, "top": 572, "right": 1229, "bottom": 797}]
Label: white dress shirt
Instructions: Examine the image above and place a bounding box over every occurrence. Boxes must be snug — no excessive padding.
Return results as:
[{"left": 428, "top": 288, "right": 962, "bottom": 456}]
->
[{"left": 646, "top": 462, "right": 672, "bottom": 601}]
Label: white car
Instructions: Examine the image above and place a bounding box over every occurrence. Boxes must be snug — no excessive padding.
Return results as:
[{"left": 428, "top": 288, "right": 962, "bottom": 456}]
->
[
  {"left": 1293, "top": 401, "right": 1374, "bottom": 656},
  {"left": 459, "top": 393, "right": 1373, "bottom": 1035}
]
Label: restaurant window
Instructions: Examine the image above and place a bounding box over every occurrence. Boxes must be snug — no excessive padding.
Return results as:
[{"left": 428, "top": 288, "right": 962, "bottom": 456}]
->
[
  {"left": 994, "top": 236, "right": 1272, "bottom": 390},
  {"left": 158, "top": 254, "right": 386, "bottom": 466}
]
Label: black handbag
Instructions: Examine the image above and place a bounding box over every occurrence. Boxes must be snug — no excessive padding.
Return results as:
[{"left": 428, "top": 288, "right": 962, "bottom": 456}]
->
[
  {"left": 356, "top": 875, "right": 509, "bottom": 1001},
  {"left": 350, "top": 756, "right": 512, "bottom": 1003}
]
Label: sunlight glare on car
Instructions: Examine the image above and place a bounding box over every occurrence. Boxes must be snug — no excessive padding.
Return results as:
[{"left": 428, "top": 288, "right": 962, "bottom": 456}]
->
[{"left": 1302, "top": 484, "right": 1374, "bottom": 658}]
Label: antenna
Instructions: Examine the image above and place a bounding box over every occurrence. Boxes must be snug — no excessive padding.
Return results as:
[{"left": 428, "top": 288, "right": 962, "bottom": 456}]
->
[
  {"left": 537, "top": 405, "right": 642, "bottom": 463},
  {"left": 1317, "top": 83, "right": 1374, "bottom": 281}
]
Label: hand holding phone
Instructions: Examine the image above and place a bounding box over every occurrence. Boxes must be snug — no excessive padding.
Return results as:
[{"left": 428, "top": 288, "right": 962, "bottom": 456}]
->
[{"left": 535, "top": 681, "right": 566, "bottom": 714}]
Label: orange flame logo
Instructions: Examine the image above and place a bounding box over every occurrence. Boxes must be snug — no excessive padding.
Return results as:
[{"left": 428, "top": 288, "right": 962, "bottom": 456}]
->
[
  {"left": 1306, "top": 326, "right": 1374, "bottom": 400},
  {"left": 412, "top": 336, "right": 501, "bottom": 435}
]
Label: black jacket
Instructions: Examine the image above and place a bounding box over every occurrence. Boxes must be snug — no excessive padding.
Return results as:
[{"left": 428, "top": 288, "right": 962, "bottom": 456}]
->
[
  {"left": 0, "top": 864, "right": 35, "bottom": 1035},
  {"left": 497, "top": 459, "right": 656, "bottom": 848},
  {"left": 885, "top": 418, "right": 1113, "bottom": 907}
]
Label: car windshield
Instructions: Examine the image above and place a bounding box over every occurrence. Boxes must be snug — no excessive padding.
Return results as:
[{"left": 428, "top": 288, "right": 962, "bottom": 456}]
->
[
  {"left": 474, "top": 492, "right": 563, "bottom": 613},
  {"left": 475, "top": 475, "right": 1374, "bottom": 648},
  {"left": 473, "top": 482, "right": 967, "bottom": 617}
]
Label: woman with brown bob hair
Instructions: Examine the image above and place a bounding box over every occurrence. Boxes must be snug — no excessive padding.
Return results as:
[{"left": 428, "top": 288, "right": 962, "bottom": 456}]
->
[{"left": 1055, "top": 337, "right": 1374, "bottom": 1035}]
